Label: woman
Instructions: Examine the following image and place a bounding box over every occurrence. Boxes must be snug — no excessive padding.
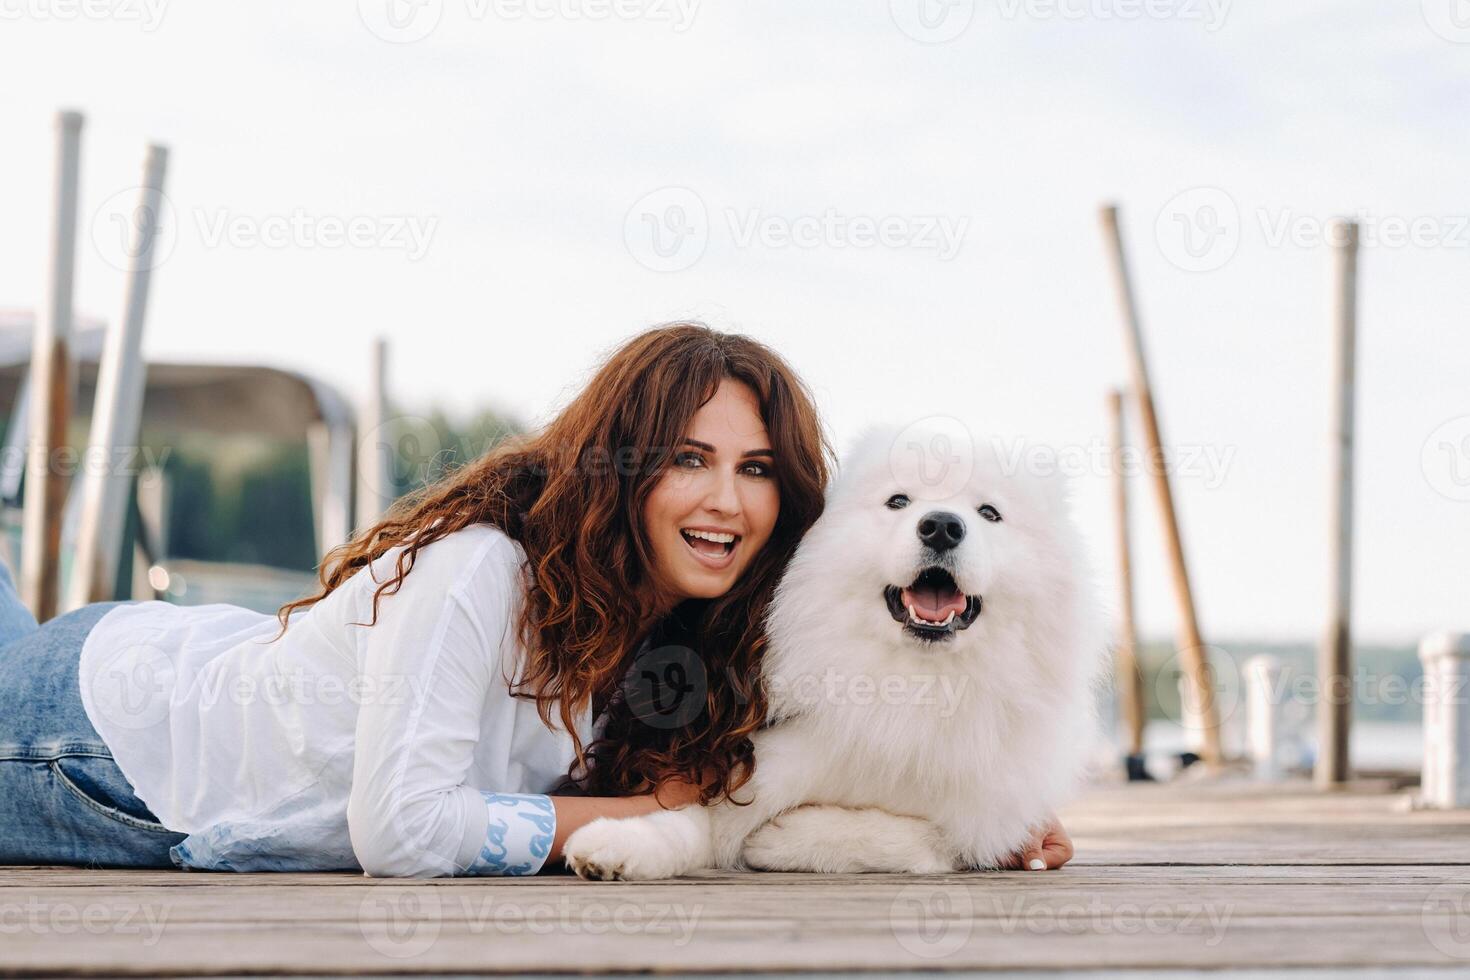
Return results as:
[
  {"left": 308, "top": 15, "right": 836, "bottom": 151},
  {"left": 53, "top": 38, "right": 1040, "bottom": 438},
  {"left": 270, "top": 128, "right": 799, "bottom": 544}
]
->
[{"left": 0, "top": 323, "right": 1071, "bottom": 875}]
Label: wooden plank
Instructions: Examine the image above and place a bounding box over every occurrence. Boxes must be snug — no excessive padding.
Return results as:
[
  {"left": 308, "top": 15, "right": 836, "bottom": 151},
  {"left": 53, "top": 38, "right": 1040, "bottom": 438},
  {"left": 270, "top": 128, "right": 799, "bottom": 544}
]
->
[{"left": 3, "top": 783, "right": 1468, "bottom": 975}]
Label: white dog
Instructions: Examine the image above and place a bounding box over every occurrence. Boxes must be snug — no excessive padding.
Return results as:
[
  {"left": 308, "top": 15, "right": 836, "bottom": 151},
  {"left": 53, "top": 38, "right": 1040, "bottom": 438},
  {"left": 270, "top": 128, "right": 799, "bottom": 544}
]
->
[{"left": 564, "top": 422, "right": 1104, "bottom": 878}]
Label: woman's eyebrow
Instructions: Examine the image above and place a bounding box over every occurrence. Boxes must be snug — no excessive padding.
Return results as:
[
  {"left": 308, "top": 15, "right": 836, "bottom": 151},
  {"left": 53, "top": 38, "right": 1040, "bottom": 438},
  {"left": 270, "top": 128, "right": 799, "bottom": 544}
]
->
[{"left": 681, "top": 438, "right": 775, "bottom": 458}]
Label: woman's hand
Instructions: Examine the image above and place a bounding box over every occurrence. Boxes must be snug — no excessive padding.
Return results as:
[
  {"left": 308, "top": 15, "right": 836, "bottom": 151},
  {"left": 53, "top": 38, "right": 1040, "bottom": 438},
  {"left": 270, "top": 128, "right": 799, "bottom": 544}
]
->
[{"left": 1002, "top": 814, "right": 1074, "bottom": 871}]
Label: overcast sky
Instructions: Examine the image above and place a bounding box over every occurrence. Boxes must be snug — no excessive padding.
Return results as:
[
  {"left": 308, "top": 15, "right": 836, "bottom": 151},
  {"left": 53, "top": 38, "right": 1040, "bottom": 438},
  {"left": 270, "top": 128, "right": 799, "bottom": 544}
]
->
[{"left": 2, "top": 0, "right": 1467, "bottom": 643}]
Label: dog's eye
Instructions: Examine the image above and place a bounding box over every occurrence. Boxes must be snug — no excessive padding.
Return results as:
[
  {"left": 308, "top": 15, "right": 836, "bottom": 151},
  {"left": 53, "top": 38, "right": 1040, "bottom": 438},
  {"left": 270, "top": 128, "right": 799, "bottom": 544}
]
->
[
  {"left": 978, "top": 504, "right": 1002, "bottom": 523},
  {"left": 885, "top": 494, "right": 910, "bottom": 510}
]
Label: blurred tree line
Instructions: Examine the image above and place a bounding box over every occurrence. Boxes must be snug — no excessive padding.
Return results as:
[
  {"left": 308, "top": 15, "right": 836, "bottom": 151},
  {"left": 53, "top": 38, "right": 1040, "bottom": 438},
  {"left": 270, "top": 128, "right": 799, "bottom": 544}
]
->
[{"left": 159, "top": 405, "right": 521, "bottom": 572}]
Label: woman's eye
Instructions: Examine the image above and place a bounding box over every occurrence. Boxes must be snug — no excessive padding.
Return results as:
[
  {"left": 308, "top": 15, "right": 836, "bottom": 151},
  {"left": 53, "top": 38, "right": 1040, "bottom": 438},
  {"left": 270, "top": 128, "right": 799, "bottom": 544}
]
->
[
  {"left": 885, "top": 493, "right": 910, "bottom": 510},
  {"left": 739, "top": 461, "right": 772, "bottom": 478},
  {"left": 674, "top": 452, "right": 705, "bottom": 469},
  {"left": 978, "top": 504, "right": 1002, "bottom": 523}
]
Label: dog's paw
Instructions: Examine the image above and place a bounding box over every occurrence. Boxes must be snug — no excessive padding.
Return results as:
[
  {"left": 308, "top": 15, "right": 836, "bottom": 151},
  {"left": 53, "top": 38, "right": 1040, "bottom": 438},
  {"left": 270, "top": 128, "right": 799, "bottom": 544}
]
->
[
  {"left": 563, "top": 816, "right": 688, "bottom": 881},
  {"left": 742, "top": 805, "right": 959, "bottom": 874}
]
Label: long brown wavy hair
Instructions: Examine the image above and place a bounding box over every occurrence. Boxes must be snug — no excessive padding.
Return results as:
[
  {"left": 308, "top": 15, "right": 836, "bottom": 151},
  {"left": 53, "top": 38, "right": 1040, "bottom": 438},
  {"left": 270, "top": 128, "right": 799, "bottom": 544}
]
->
[{"left": 275, "top": 323, "right": 832, "bottom": 803}]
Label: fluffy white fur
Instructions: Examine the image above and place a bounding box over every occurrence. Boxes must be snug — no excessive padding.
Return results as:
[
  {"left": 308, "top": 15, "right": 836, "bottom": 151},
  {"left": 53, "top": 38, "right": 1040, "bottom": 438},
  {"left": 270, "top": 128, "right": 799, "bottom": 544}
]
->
[{"left": 564, "top": 422, "right": 1105, "bottom": 880}]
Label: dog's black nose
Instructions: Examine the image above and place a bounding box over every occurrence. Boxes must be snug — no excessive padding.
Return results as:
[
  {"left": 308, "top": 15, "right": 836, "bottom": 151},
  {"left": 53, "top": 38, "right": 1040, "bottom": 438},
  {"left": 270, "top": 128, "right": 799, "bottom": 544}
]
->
[{"left": 917, "top": 511, "right": 965, "bottom": 551}]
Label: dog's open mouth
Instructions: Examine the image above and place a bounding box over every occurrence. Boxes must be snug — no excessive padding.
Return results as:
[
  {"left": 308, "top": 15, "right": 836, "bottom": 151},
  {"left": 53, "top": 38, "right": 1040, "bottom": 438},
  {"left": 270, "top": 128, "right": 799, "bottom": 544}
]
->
[{"left": 883, "top": 567, "right": 982, "bottom": 641}]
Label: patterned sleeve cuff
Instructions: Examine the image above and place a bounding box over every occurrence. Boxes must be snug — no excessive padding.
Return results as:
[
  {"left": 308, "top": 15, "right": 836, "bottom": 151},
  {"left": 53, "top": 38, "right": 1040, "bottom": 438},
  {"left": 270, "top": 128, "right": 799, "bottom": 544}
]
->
[{"left": 464, "top": 792, "right": 556, "bottom": 876}]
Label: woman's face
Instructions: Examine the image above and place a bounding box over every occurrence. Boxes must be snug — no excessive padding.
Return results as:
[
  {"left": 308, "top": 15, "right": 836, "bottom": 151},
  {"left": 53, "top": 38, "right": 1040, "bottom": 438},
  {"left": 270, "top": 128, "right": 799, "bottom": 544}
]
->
[{"left": 642, "top": 379, "right": 780, "bottom": 605}]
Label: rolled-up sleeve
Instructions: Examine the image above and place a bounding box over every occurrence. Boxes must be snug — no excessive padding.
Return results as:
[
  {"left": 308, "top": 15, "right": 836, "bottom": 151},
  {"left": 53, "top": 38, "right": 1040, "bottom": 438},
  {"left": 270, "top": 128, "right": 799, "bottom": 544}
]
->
[{"left": 345, "top": 532, "right": 554, "bottom": 878}]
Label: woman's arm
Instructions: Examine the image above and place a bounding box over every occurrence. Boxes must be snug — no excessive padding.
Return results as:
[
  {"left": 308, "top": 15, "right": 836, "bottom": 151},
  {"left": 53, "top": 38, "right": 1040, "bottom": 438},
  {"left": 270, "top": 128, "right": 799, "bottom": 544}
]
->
[{"left": 547, "top": 779, "right": 702, "bottom": 864}]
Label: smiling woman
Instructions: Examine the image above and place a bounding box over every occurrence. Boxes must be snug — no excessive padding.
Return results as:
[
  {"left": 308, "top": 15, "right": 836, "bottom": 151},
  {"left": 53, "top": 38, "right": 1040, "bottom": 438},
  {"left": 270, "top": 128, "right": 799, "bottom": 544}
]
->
[
  {"left": 0, "top": 323, "right": 835, "bottom": 876},
  {"left": 643, "top": 382, "right": 781, "bottom": 602}
]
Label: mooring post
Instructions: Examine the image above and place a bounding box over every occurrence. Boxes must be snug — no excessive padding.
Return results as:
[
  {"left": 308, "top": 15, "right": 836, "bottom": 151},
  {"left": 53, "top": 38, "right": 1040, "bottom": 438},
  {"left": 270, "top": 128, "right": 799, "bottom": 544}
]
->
[
  {"left": 66, "top": 144, "right": 170, "bottom": 610},
  {"left": 23, "top": 110, "right": 84, "bottom": 622},
  {"left": 1316, "top": 219, "right": 1359, "bottom": 788},
  {"left": 1245, "top": 654, "right": 1285, "bottom": 779},
  {"left": 1099, "top": 204, "right": 1222, "bottom": 766},
  {"left": 1109, "top": 389, "right": 1148, "bottom": 776},
  {"left": 355, "top": 336, "right": 392, "bottom": 531},
  {"left": 1420, "top": 632, "right": 1470, "bottom": 808}
]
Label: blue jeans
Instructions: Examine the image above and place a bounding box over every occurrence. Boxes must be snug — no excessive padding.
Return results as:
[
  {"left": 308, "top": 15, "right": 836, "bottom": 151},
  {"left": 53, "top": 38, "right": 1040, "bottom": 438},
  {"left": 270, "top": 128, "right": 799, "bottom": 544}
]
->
[{"left": 0, "top": 562, "right": 185, "bottom": 867}]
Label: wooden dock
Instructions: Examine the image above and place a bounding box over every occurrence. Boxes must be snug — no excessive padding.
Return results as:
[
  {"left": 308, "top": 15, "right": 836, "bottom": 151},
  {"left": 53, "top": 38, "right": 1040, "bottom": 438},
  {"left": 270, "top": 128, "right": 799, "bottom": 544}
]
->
[{"left": 4, "top": 779, "right": 1469, "bottom": 976}]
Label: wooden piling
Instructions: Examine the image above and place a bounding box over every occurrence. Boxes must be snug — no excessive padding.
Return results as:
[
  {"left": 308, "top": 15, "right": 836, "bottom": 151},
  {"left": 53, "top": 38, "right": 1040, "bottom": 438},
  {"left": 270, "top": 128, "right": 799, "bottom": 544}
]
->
[
  {"left": 1109, "top": 388, "right": 1146, "bottom": 759},
  {"left": 22, "top": 110, "right": 84, "bottom": 622},
  {"left": 1098, "top": 204, "right": 1222, "bottom": 766},
  {"left": 66, "top": 145, "right": 170, "bottom": 610},
  {"left": 354, "top": 336, "right": 392, "bottom": 530},
  {"left": 1316, "top": 219, "right": 1359, "bottom": 788}
]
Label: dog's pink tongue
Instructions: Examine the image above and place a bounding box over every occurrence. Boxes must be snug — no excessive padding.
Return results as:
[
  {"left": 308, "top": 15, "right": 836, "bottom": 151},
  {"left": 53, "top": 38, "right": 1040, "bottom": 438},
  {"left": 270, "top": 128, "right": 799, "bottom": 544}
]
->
[{"left": 901, "top": 583, "right": 967, "bottom": 621}]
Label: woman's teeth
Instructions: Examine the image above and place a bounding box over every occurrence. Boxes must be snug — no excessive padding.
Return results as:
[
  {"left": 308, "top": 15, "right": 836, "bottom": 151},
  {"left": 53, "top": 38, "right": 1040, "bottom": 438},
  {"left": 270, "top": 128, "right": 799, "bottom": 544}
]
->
[
  {"left": 681, "top": 528, "right": 737, "bottom": 557},
  {"left": 682, "top": 529, "right": 735, "bottom": 543}
]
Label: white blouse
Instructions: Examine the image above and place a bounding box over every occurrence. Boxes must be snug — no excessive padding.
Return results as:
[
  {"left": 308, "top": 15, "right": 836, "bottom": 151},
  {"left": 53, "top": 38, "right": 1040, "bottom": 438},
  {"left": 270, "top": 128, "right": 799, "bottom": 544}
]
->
[{"left": 77, "top": 523, "right": 601, "bottom": 876}]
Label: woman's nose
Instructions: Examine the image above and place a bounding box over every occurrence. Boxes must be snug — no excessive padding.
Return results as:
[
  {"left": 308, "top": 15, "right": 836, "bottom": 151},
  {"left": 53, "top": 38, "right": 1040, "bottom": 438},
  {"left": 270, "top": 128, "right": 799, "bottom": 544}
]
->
[{"left": 704, "top": 468, "right": 742, "bottom": 515}]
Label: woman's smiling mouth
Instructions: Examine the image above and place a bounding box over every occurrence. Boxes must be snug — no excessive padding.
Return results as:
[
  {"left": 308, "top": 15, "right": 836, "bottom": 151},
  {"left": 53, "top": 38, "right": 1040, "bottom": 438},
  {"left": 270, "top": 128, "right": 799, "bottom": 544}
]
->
[{"left": 680, "top": 527, "right": 741, "bottom": 569}]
